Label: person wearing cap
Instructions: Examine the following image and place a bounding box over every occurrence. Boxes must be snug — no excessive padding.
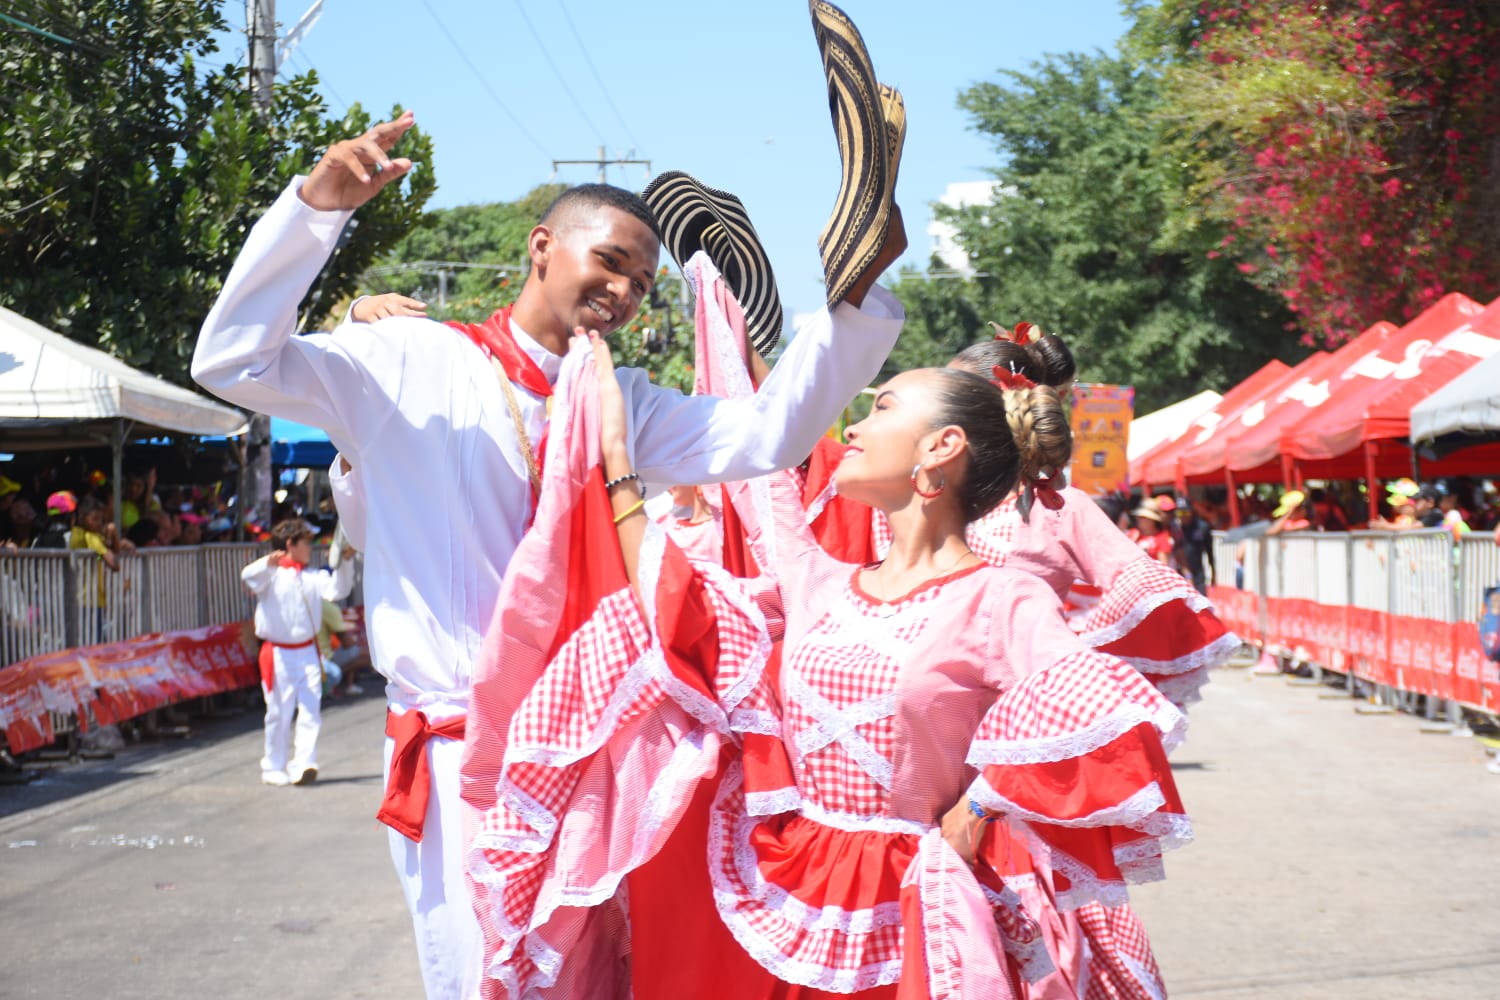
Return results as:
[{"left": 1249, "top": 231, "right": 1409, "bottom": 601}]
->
[
  {"left": 1266, "top": 489, "right": 1313, "bottom": 536},
  {"left": 243, "top": 519, "right": 356, "bottom": 787},
  {"left": 33, "top": 491, "right": 78, "bottom": 550},
  {"left": 192, "top": 108, "right": 906, "bottom": 995},
  {"left": 1129, "top": 497, "right": 1175, "bottom": 563}
]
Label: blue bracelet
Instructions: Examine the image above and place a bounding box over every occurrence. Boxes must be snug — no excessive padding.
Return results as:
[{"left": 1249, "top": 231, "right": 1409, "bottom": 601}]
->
[{"left": 967, "top": 798, "right": 996, "bottom": 823}]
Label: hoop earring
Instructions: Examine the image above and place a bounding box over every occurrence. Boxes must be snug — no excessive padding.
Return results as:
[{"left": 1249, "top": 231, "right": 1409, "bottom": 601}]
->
[{"left": 911, "top": 464, "right": 945, "bottom": 499}]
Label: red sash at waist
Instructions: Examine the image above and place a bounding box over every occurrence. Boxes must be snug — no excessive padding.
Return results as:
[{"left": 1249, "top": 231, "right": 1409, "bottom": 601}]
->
[
  {"left": 377, "top": 709, "right": 467, "bottom": 842},
  {"left": 258, "top": 638, "right": 317, "bottom": 691}
]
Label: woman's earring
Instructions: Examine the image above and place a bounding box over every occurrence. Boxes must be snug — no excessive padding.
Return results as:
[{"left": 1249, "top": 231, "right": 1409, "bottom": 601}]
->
[{"left": 911, "top": 464, "right": 945, "bottom": 499}]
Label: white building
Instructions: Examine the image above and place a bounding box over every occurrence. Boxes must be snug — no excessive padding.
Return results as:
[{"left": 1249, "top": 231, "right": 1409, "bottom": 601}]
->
[{"left": 928, "top": 180, "right": 1003, "bottom": 277}]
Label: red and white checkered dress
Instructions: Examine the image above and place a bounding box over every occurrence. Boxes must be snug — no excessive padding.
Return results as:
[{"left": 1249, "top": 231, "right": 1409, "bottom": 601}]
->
[
  {"left": 963, "top": 487, "right": 1239, "bottom": 710},
  {"left": 462, "top": 260, "right": 1191, "bottom": 999}
]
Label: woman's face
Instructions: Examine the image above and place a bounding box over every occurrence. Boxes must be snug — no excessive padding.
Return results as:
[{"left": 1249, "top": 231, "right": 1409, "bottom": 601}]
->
[
  {"left": 837, "top": 370, "right": 945, "bottom": 507},
  {"left": 81, "top": 509, "right": 105, "bottom": 533}
]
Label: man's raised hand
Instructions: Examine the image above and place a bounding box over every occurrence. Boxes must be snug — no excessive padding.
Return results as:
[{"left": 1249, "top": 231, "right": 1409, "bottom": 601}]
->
[{"left": 300, "top": 110, "right": 417, "bottom": 212}]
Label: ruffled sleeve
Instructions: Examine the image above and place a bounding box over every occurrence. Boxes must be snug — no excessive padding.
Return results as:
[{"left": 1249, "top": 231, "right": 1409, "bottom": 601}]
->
[
  {"left": 468, "top": 525, "right": 773, "bottom": 998},
  {"left": 965, "top": 571, "right": 1191, "bottom": 912}
]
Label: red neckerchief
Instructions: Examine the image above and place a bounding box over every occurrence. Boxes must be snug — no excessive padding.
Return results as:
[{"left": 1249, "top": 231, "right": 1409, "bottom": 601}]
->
[
  {"left": 279, "top": 555, "right": 308, "bottom": 571},
  {"left": 446, "top": 305, "right": 554, "bottom": 399}
]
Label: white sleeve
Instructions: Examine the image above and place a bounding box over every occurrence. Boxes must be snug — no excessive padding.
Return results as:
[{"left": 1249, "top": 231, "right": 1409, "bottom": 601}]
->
[
  {"left": 316, "top": 558, "right": 356, "bottom": 602},
  {"left": 622, "top": 286, "right": 903, "bottom": 489},
  {"left": 327, "top": 457, "right": 366, "bottom": 550},
  {"left": 190, "top": 178, "right": 415, "bottom": 456},
  {"left": 241, "top": 555, "right": 276, "bottom": 593}
]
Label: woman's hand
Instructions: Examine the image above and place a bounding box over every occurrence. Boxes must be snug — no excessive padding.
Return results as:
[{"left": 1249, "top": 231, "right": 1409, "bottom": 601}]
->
[
  {"left": 581, "top": 327, "right": 630, "bottom": 471},
  {"left": 939, "top": 796, "right": 986, "bottom": 866},
  {"left": 352, "top": 293, "right": 427, "bottom": 323}
]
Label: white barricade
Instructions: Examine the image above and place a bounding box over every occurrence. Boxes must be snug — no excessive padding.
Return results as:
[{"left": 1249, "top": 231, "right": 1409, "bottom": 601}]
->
[
  {"left": 0, "top": 542, "right": 297, "bottom": 669},
  {"left": 0, "top": 552, "right": 72, "bottom": 666},
  {"left": 1279, "top": 535, "right": 1320, "bottom": 600},
  {"left": 1389, "top": 529, "right": 1457, "bottom": 623},
  {"left": 1458, "top": 534, "right": 1499, "bottom": 620},
  {"left": 1212, "top": 536, "right": 1239, "bottom": 588},
  {"left": 1349, "top": 532, "right": 1392, "bottom": 611},
  {"left": 1313, "top": 534, "right": 1351, "bottom": 607}
]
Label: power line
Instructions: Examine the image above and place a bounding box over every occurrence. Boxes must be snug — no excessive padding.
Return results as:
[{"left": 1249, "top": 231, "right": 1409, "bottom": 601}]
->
[
  {"left": 554, "top": 0, "right": 640, "bottom": 151},
  {"left": 414, "top": 0, "right": 551, "bottom": 162},
  {"left": 0, "top": 9, "right": 73, "bottom": 45},
  {"left": 509, "top": 0, "right": 606, "bottom": 145},
  {"left": 285, "top": 46, "right": 349, "bottom": 116}
]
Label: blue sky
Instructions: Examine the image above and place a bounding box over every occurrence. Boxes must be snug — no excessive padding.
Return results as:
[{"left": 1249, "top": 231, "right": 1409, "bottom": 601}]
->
[{"left": 219, "top": 1, "right": 1131, "bottom": 321}]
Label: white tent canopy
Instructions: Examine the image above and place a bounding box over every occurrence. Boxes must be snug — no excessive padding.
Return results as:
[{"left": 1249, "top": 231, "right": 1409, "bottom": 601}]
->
[
  {"left": 1127, "top": 390, "right": 1222, "bottom": 462},
  {"left": 1410, "top": 348, "right": 1500, "bottom": 447},
  {"left": 0, "top": 304, "right": 247, "bottom": 447}
]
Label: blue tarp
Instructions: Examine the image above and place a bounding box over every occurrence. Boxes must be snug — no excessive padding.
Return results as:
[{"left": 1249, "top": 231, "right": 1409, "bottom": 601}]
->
[{"left": 270, "top": 417, "right": 335, "bottom": 468}]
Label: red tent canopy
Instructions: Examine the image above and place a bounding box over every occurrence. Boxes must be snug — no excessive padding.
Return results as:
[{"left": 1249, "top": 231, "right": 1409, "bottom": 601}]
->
[
  {"left": 1284, "top": 293, "right": 1491, "bottom": 479},
  {"left": 1215, "top": 321, "right": 1399, "bottom": 482},
  {"left": 1169, "top": 357, "right": 1315, "bottom": 486},
  {"left": 1130, "top": 359, "right": 1292, "bottom": 488}
]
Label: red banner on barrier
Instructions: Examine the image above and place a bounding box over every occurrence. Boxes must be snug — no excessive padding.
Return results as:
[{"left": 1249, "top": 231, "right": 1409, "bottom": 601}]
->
[
  {"left": 0, "top": 622, "right": 259, "bottom": 755},
  {"left": 1207, "top": 586, "right": 1258, "bottom": 642},
  {"left": 1346, "top": 607, "right": 1390, "bottom": 686}
]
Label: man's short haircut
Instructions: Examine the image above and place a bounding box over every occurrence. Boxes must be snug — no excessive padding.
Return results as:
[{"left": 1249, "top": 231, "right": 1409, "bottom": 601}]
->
[
  {"left": 270, "top": 519, "right": 313, "bottom": 551},
  {"left": 540, "top": 184, "right": 661, "bottom": 241}
]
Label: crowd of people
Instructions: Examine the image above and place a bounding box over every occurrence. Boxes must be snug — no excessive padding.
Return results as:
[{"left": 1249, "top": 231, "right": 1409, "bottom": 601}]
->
[{"left": 0, "top": 464, "right": 243, "bottom": 555}]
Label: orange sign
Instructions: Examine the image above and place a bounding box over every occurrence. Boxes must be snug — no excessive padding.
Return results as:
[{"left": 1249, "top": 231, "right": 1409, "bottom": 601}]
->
[{"left": 1070, "top": 384, "right": 1134, "bottom": 495}]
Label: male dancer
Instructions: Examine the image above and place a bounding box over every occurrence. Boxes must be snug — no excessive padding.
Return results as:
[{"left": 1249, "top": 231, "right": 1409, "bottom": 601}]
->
[{"left": 192, "top": 111, "right": 905, "bottom": 998}]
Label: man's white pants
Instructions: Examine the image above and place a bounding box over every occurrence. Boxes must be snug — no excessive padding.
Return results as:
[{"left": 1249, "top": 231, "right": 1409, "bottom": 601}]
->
[
  {"left": 383, "top": 730, "right": 483, "bottom": 999},
  {"left": 260, "top": 646, "right": 321, "bottom": 778}
]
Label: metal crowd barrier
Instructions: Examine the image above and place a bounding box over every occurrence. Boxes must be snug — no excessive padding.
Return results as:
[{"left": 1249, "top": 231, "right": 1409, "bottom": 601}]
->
[
  {"left": 1210, "top": 527, "right": 1500, "bottom": 714},
  {"left": 0, "top": 543, "right": 266, "bottom": 667}
]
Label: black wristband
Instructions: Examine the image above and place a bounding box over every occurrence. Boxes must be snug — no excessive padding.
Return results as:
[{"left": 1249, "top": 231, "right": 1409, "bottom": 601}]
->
[{"left": 604, "top": 472, "right": 644, "bottom": 496}]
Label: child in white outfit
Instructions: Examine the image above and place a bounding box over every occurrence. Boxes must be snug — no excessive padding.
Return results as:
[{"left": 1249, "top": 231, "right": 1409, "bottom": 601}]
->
[{"left": 243, "top": 520, "right": 355, "bottom": 785}]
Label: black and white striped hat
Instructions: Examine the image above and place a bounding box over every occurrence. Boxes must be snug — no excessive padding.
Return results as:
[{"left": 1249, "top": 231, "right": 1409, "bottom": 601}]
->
[{"left": 642, "top": 171, "right": 784, "bottom": 356}]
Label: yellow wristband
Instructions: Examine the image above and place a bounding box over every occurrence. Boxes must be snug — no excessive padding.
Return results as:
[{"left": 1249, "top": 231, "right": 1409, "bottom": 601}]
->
[{"left": 612, "top": 499, "right": 646, "bottom": 525}]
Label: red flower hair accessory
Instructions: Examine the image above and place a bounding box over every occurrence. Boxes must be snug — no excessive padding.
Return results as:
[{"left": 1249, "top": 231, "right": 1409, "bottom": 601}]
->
[
  {"left": 991, "top": 364, "right": 1037, "bottom": 392},
  {"left": 990, "top": 321, "right": 1038, "bottom": 345}
]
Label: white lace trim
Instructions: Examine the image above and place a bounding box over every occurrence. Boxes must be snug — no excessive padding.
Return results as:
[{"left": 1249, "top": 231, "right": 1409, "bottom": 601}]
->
[
  {"left": 804, "top": 476, "right": 839, "bottom": 527},
  {"left": 694, "top": 561, "right": 774, "bottom": 714},
  {"left": 729, "top": 707, "right": 781, "bottom": 736},
  {"left": 1128, "top": 810, "right": 1194, "bottom": 853},
  {"left": 1079, "top": 580, "right": 1213, "bottom": 649},
  {"left": 638, "top": 517, "right": 666, "bottom": 633},
  {"left": 785, "top": 664, "right": 896, "bottom": 790},
  {"left": 1121, "top": 629, "right": 1243, "bottom": 675},
  {"left": 1121, "top": 951, "right": 1168, "bottom": 1000},
  {"left": 970, "top": 777, "right": 1170, "bottom": 833},
  {"left": 979, "top": 882, "right": 1058, "bottom": 984},
  {"left": 705, "top": 763, "right": 906, "bottom": 992},
  {"left": 795, "top": 797, "right": 933, "bottom": 837},
  {"left": 745, "top": 786, "right": 801, "bottom": 817},
  {"left": 503, "top": 641, "right": 665, "bottom": 770},
  {"left": 966, "top": 699, "right": 1185, "bottom": 768},
  {"left": 1153, "top": 668, "right": 1210, "bottom": 709}
]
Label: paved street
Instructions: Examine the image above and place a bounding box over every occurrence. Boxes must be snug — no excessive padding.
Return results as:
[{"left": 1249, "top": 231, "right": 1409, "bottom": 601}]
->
[
  {"left": 0, "top": 692, "right": 422, "bottom": 999},
  {"left": 1132, "top": 666, "right": 1500, "bottom": 999},
  {"left": 4, "top": 666, "right": 1500, "bottom": 999}
]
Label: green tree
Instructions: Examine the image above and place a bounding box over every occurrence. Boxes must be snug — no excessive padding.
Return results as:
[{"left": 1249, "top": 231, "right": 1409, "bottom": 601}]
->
[
  {"left": 0, "top": 1, "right": 435, "bottom": 384},
  {"left": 1137, "top": 0, "right": 1500, "bottom": 344},
  {"left": 894, "top": 49, "right": 1303, "bottom": 411}
]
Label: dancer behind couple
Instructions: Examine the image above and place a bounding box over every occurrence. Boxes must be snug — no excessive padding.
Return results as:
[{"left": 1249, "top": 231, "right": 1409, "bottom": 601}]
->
[
  {"left": 464, "top": 262, "right": 1190, "bottom": 997},
  {"left": 805, "top": 325, "right": 1235, "bottom": 709},
  {"left": 192, "top": 66, "right": 905, "bottom": 1000}
]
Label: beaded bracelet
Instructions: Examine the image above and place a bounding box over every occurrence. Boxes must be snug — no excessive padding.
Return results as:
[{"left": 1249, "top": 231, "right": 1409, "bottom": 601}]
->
[
  {"left": 967, "top": 798, "right": 997, "bottom": 823},
  {"left": 612, "top": 499, "right": 646, "bottom": 525},
  {"left": 604, "top": 472, "right": 644, "bottom": 496}
]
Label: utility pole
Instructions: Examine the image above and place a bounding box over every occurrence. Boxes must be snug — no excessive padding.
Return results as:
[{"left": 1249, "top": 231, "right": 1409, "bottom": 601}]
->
[
  {"left": 242, "top": 0, "right": 277, "bottom": 538},
  {"left": 552, "top": 146, "right": 651, "bottom": 185}
]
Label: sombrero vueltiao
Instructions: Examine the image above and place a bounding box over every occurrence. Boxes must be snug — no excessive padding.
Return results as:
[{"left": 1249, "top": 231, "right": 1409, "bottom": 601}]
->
[
  {"left": 642, "top": 171, "right": 785, "bottom": 356},
  {"left": 809, "top": 0, "right": 906, "bottom": 308}
]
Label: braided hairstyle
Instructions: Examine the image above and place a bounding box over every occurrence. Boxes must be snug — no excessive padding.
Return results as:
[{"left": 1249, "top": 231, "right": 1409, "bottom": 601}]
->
[
  {"left": 927, "top": 370, "right": 1074, "bottom": 522},
  {"left": 950, "top": 323, "right": 1076, "bottom": 389}
]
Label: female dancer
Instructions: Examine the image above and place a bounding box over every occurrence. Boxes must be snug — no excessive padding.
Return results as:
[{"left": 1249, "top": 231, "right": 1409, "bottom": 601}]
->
[{"left": 463, "top": 319, "right": 1191, "bottom": 998}]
